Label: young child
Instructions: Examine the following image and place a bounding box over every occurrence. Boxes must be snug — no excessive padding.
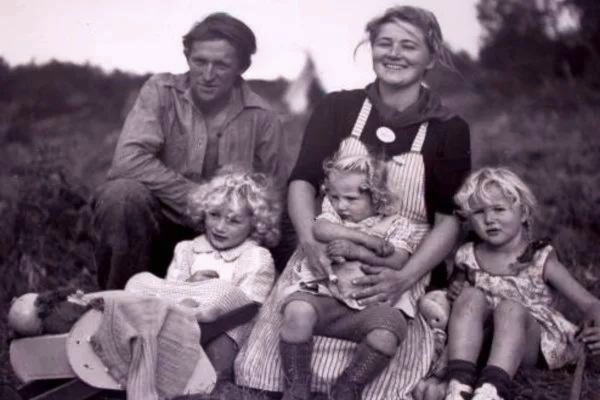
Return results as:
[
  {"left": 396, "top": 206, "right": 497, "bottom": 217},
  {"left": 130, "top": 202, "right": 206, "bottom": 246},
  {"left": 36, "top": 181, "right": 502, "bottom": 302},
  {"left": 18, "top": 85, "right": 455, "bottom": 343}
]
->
[
  {"left": 445, "top": 167, "right": 600, "bottom": 400},
  {"left": 150, "top": 167, "right": 281, "bottom": 382},
  {"left": 280, "top": 152, "right": 427, "bottom": 400}
]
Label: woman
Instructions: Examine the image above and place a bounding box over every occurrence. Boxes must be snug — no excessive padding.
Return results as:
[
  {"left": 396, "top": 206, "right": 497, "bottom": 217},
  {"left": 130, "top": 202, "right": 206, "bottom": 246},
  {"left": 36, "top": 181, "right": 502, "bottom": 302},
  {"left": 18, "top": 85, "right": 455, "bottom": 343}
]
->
[{"left": 235, "top": 6, "right": 471, "bottom": 399}]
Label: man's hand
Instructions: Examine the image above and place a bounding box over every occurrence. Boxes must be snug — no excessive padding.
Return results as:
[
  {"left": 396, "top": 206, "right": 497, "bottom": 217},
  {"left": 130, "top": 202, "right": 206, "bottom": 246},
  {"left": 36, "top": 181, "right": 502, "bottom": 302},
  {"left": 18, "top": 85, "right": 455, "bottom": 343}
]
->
[{"left": 186, "top": 269, "right": 220, "bottom": 282}]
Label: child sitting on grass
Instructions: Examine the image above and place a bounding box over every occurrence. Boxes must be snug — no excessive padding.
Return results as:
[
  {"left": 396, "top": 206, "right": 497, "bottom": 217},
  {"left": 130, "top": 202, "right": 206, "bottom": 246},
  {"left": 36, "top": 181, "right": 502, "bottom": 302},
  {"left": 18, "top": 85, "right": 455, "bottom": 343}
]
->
[
  {"left": 444, "top": 167, "right": 600, "bottom": 400},
  {"left": 129, "top": 166, "right": 282, "bottom": 383},
  {"left": 280, "top": 152, "right": 427, "bottom": 400}
]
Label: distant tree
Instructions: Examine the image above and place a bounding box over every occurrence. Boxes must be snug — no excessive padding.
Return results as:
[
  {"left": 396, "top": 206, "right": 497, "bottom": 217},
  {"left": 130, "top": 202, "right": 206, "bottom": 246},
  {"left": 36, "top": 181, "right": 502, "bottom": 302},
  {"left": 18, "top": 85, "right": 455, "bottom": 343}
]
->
[
  {"left": 570, "top": 0, "right": 600, "bottom": 76},
  {"left": 477, "top": 0, "right": 563, "bottom": 88},
  {"left": 476, "top": 0, "right": 600, "bottom": 89},
  {"left": 0, "top": 57, "right": 10, "bottom": 101}
]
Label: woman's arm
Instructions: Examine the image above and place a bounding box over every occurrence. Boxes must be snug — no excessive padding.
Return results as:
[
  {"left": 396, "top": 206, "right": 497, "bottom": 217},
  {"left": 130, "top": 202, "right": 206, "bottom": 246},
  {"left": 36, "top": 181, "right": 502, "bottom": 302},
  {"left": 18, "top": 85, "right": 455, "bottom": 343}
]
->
[
  {"left": 288, "top": 180, "right": 332, "bottom": 275},
  {"left": 351, "top": 212, "right": 461, "bottom": 306}
]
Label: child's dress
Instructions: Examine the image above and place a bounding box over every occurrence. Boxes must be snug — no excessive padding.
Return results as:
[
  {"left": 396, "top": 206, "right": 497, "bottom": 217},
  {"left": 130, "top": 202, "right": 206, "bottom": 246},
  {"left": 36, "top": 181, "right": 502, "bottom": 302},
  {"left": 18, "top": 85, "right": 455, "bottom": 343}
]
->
[
  {"left": 166, "top": 235, "right": 275, "bottom": 305},
  {"left": 455, "top": 242, "right": 580, "bottom": 369},
  {"left": 141, "top": 235, "right": 276, "bottom": 346}
]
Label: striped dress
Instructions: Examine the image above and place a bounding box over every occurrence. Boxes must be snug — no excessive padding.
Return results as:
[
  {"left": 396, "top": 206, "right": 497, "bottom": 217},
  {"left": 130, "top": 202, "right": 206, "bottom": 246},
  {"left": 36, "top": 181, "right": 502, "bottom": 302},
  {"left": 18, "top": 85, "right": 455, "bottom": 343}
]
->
[{"left": 235, "top": 98, "right": 436, "bottom": 399}]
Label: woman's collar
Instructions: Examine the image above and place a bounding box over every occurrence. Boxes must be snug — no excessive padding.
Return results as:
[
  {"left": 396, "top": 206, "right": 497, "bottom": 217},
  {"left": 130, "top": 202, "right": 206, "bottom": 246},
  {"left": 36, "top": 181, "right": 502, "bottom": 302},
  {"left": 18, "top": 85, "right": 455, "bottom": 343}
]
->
[{"left": 365, "top": 80, "right": 453, "bottom": 128}]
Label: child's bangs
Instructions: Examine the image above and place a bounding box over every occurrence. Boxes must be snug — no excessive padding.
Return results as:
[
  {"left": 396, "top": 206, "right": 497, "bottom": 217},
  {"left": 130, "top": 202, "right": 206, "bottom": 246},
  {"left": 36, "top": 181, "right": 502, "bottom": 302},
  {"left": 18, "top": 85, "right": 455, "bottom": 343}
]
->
[
  {"left": 203, "top": 188, "right": 230, "bottom": 209},
  {"left": 204, "top": 188, "right": 250, "bottom": 214},
  {"left": 468, "top": 181, "right": 519, "bottom": 211}
]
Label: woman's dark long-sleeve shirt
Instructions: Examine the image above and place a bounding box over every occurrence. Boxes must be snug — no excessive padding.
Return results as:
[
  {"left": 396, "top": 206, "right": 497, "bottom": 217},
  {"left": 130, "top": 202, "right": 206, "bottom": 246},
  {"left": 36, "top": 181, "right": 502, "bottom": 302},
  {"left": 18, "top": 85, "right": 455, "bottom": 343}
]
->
[{"left": 290, "top": 89, "right": 471, "bottom": 225}]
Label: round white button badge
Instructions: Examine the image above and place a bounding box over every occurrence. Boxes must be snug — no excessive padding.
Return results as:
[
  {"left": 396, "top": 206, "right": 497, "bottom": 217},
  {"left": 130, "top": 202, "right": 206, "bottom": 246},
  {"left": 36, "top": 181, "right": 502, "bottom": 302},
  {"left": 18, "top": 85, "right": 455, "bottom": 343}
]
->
[{"left": 376, "top": 127, "right": 396, "bottom": 143}]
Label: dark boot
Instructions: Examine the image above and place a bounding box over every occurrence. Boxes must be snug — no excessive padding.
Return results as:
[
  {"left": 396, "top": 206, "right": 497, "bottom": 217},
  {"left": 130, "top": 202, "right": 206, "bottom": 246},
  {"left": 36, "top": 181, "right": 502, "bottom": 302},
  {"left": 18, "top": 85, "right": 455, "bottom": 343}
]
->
[
  {"left": 330, "top": 342, "right": 392, "bottom": 400},
  {"left": 279, "top": 340, "right": 313, "bottom": 400}
]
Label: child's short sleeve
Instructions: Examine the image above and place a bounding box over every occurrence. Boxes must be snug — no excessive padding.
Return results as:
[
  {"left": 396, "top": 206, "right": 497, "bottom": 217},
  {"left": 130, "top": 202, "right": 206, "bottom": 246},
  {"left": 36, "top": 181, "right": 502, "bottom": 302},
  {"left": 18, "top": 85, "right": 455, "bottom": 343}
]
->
[
  {"left": 315, "top": 196, "right": 341, "bottom": 224},
  {"left": 165, "top": 241, "right": 194, "bottom": 282},
  {"left": 386, "top": 217, "right": 423, "bottom": 254},
  {"left": 453, "top": 243, "right": 473, "bottom": 272}
]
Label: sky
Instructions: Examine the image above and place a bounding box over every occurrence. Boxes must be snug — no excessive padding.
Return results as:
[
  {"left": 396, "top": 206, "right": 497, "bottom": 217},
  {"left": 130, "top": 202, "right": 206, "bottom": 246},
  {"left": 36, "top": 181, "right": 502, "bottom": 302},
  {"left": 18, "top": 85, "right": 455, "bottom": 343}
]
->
[{"left": 0, "top": 0, "right": 481, "bottom": 91}]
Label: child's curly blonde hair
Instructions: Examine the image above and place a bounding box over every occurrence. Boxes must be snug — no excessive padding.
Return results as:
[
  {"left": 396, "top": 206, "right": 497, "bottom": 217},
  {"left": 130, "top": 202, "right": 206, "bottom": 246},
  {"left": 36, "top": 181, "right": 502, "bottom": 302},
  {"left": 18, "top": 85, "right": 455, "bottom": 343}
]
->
[
  {"left": 454, "top": 166, "right": 537, "bottom": 228},
  {"left": 187, "top": 166, "right": 282, "bottom": 248},
  {"left": 322, "top": 151, "right": 398, "bottom": 216}
]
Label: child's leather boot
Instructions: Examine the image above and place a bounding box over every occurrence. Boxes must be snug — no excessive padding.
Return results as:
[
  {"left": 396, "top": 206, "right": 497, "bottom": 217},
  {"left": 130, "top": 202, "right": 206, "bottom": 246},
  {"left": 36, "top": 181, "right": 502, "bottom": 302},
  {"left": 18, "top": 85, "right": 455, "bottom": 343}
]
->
[
  {"left": 280, "top": 340, "right": 313, "bottom": 400},
  {"left": 330, "top": 342, "right": 391, "bottom": 400}
]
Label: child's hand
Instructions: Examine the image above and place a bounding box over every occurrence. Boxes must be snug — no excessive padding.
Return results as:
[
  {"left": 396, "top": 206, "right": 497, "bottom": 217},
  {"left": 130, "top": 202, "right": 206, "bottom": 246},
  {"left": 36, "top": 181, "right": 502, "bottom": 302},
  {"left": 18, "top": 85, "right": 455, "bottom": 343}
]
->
[
  {"left": 578, "top": 325, "right": 600, "bottom": 355},
  {"left": 447, "top": 279, "right": 468, "bottom": 301},
  {"left": 578, "top": 306, "right": 600, "bottom": 355},
  {"left": 361, "top": 236, "right": 395, "bottom": 257},
  {"left": 180, "top": 298, "right": 200, "bottom": 308},
  {"left": 331, "top": 256, "right": 346, "bottom": 265},
  {"left": 186, "top": 270, "right": 220, "bottom": 282},
  {"left": 327, "top": 239, "right": 360, "bottom": 261}
]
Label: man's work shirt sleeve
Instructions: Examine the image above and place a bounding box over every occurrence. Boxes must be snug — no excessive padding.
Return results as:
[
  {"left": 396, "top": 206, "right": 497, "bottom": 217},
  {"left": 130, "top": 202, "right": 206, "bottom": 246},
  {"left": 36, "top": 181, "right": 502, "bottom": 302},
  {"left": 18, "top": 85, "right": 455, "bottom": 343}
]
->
[{"left": 108, "top": 76, "right": 195, "bottom": 221}]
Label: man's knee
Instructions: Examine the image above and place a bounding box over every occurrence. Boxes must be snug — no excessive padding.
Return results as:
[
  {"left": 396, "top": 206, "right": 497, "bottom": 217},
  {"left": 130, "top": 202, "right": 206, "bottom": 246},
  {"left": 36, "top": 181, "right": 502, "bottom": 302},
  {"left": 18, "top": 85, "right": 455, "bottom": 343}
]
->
[{"left": 93, "top": 179, "right": 156, "bottom": 214}]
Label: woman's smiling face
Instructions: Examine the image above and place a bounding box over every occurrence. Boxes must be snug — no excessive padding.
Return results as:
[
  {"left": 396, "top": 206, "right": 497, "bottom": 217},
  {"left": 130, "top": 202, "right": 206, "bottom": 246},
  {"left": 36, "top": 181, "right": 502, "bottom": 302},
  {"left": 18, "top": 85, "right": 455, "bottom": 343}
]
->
[{"left": 371, "top": 19, "right": 434, "bottom": 91}]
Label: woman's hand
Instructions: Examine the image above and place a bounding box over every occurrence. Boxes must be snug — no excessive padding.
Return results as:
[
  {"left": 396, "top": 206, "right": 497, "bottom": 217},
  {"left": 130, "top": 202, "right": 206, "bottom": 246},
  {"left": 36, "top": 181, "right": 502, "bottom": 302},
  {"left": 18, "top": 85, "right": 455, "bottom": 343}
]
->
[
  {"left": 301, "top": 238, "right": 332, "bottom": 277},
  {"left": 350, "top": 265, "right": 415, "bottom": 307}
]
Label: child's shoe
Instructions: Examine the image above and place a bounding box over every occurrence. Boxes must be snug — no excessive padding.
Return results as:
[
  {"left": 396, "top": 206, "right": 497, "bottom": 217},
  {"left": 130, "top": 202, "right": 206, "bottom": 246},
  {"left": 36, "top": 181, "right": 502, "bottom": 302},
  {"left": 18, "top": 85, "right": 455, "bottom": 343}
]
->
[
  {"left": 471, "top": 382, "right": 505, "bottom": 400},
  {"left": 445, "top": 378, "right": 473, "bottom": 400},
  {"left": 444, "top": 359, "right": 477, "bottom": 400},
  {"left": 471, "top": 365, "right": 512, "bottom": 400}
]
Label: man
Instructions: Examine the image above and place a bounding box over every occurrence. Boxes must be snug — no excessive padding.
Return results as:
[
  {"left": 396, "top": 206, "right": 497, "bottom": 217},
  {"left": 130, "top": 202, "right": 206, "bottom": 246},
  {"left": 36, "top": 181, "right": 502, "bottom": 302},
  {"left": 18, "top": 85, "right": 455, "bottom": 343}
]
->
[{"left": 93, "top": 13, "right": 284, "bottom": 290}]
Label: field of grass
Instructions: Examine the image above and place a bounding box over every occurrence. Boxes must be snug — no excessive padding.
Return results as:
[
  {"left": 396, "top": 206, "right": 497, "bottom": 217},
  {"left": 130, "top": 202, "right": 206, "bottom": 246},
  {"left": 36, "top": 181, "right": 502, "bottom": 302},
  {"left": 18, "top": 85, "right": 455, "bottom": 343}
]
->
[{"left": 1, "top": 81, "right": 599, "bottom": 398}]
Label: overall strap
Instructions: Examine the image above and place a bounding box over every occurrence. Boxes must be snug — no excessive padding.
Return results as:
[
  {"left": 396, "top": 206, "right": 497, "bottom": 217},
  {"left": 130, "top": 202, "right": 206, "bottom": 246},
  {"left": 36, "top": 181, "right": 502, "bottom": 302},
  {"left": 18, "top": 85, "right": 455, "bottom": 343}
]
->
[
  {"left": 410, "top": 122, "right": 429, "bottom": 152},
  {"left": 350, "top": 98, "right": 372, "bottom": 138}
]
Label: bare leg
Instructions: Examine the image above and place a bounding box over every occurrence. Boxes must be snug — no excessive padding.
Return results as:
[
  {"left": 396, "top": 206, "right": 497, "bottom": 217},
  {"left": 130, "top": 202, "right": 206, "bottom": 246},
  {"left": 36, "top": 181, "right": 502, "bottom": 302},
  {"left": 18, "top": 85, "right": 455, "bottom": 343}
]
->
[
  {"left": 281, "top": 300, "right": 318, "bottom": 343},
  {"left": 365, "top": 326, "right": 403, "bottom": 356},
  {"left": 448, "top": 287, "right": 492, "bottom": 363},
  {"left": 280, "top": 300, "right": 318, "bottom": 400},
  {"left": 487, "top": 299, "right": 541, "bottom": 376}
]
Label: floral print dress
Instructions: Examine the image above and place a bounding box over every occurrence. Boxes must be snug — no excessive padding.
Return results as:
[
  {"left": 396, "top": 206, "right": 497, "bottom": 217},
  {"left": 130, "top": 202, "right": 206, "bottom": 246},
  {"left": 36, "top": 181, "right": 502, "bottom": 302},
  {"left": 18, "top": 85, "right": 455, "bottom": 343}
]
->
[{"left": 455, "top": 242, "right": 580, "bottom": 369}]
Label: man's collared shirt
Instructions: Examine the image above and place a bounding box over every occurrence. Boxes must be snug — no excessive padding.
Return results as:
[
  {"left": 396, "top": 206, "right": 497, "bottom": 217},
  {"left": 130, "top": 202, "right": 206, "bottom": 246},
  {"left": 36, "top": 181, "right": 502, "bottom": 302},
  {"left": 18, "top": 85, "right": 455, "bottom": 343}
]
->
[{"left": 108, "top": 72, "right": 284, "bottom": 224}]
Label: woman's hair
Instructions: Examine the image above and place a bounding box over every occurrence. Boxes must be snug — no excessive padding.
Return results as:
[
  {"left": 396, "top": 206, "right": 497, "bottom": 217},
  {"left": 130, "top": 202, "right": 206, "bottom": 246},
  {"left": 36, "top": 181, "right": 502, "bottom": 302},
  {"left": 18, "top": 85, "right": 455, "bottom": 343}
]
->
[
  {"left": 360, "top": 5, "right": 456, "bottom": 72},
  {"left": 187, "top": 166, "right": 282, "bottom": 248},
  {"left": 322, "top": 151, "right": 398, "bottom": 216},
  {"left": 182, "top": 12, "right": 257, "bottom": 72},
  {"left": 454, "top": 167, "right": 537, "bottom": 226}
]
